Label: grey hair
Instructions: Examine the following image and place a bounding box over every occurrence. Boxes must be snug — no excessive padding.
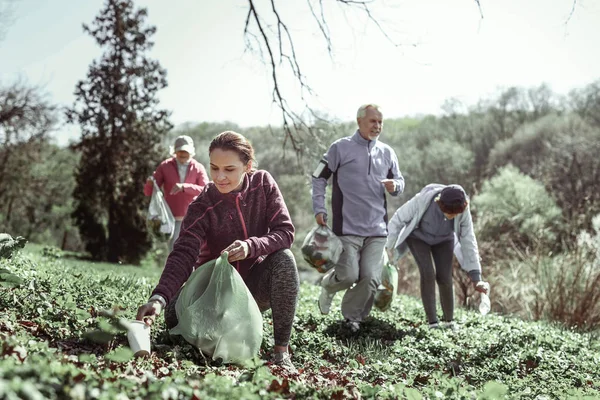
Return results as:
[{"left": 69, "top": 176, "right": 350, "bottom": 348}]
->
[{"left": 357, "top": 104, "right": 382, "bottom": 119}]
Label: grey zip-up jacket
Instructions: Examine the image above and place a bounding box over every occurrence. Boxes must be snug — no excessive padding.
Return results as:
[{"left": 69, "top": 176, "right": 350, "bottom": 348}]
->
[
  {"left": 312, "top": 131, "right": 404, "bottom": 237},
  {"left": 386, "top": 184, "right": 482, "bottom": 280}
]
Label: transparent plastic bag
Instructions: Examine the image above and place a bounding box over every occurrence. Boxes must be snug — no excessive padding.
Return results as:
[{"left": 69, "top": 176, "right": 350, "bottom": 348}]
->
[
  {"left": 301, "top": 225, "right": 343, "bottom": 273},
  {"left": 478, "top": 282, "right": 491, "bottom": 316},
  {"left": 147, "top": 178, "right": 175, "bottom": 241},
  {"left": 374, "top": 252, "right": 398, "bottom": 312},
  {"left": 169, "top": 253, "right": 263, "bottom": 364}
]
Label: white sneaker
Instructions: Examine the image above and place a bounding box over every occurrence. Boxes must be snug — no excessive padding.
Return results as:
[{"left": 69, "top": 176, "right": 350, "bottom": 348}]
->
[
  {"left": 270, "top": 351, "right": 298, "bottom": 373},
  {"left": 429, "top": 322, "right": 441, "bottom": 330},
  {"left": 318, "top": 287, "right": 335, "bottom": 315},
  {"left": 344, "top": 319, "right": 360, "bottom": 333},
  {"left": 443, "top": 321, "right": 459, "bottom": 331},
  {"left": 318, "top": 271, "right": 335, "bottom": 315}
]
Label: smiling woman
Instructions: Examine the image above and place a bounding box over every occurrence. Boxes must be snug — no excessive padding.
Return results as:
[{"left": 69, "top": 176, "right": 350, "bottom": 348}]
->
[{"left": 136, "top": 130, "right": 300, "bottom": 371}]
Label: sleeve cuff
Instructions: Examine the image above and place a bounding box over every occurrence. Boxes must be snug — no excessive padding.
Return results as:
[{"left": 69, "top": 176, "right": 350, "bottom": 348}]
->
[
  {"left": 149, "top": 294, "right": 167, "bottom": 308},
  {"left": 467, "top": 270, "right": 482, "bottom": 283}
]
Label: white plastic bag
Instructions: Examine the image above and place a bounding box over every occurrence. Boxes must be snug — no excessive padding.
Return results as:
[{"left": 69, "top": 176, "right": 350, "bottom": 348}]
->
[
  {"left": 301, "top": 225, "right": 343, "bottom": 273},
  {"left": 478, "top": 282, "right": 491, "bottom": 316},
  {"left": 147, "top": 178, "right": 175, "bottom": 241},
  {"left": 169, "top": 253, "right": 263, "bottom": 364}
]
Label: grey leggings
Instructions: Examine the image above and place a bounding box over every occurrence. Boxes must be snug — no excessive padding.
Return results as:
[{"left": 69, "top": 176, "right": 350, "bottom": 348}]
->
[
  {"left": 405, "top": 237, "right": 454, "bottom": 324},
  {"left": 165, "top": 249, "right": 299, "bottom": 347}
]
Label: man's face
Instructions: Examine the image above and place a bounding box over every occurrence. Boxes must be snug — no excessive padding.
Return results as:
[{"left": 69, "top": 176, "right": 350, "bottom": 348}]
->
[
  {"left": 175, "top": 151, "right": 191, "bottom": 164},
  {"left": 357, "top": 107, "right": 383, "bottom": 141}
]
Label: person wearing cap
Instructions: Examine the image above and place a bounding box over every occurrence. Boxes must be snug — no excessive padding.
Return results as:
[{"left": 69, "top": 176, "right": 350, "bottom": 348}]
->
[
  {"left": 386, "top": 184, "right": 489, "bottom": 330},
  {"left": 311, "top": 104, "right": 405, "bottom": 333},
  {"left": 144, "top": 135, "right": 209, "bottom": 251}
]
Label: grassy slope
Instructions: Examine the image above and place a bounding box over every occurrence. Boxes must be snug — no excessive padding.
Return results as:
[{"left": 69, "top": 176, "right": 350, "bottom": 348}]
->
[{"left": 1, "top": 248, "right": 599, "bottom": 400}]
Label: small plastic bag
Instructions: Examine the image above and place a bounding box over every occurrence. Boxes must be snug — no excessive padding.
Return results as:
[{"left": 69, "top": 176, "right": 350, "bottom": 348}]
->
[
  {"left": 301, "top": 225, "right": 343, "bottom": 273},
  {"left": 147, "top": 178, "right": 175, "bottom": 241},
  {"left": 169, "top": 253, "right": 263, "bottom": 365},
  {"left": 374, "top": 252, "right": 398, "bottom": 312},
  {"left": 478, "top": 282, "right": 491, "bottom": 316}
]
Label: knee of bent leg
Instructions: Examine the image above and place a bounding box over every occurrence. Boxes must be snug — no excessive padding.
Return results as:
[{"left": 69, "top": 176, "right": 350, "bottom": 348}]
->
[
  {"left": 337, "top": 269, "right": 360, "bottom": 287},
  {"left": 270, "top": 249, "right": 299, "bottom": 285}
]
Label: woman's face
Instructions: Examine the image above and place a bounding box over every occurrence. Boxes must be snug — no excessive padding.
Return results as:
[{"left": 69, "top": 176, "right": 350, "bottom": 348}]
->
[{"left": 209, "top": 148, "right": 251, "bottom": 194}]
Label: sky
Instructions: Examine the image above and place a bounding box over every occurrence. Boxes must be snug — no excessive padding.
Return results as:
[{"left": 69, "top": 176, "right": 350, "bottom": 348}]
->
[{"left": 1, "top": 0, "right": 599, "bottom": 146}]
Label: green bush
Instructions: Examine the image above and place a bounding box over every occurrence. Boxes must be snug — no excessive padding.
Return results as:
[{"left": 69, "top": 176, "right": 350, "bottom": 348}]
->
[{"left": 473, "top": 165, "right": 562, "bottom": 256}]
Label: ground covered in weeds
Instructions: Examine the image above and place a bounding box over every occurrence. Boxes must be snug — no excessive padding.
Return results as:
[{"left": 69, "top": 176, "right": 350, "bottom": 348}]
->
[{"left": 1, "top": 247, "right": 599, "bottom": 399}]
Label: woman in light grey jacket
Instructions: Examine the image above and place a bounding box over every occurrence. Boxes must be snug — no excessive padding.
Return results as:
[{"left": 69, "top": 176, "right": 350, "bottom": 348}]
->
[{"left": 386, "top": 184, "right": 489, "bottom": 329}]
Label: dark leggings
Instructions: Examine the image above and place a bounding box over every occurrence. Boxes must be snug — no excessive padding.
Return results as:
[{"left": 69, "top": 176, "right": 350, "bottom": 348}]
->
[
  {"left": 405, "top": 237, "right": 454, "bottom": 324},
  {"left": 165, "top": 249, "right": 299, "bottom": 347}
]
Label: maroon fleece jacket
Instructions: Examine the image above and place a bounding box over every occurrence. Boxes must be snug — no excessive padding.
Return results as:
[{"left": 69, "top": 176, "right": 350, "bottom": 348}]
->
[{"left": 151, "top": 170, "right": 295, "bottom": 304}]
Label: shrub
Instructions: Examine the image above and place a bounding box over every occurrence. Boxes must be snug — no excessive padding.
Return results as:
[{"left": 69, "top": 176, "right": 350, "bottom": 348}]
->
[{"left": 472, "top": 165, "right": 563, "bottom": 258}]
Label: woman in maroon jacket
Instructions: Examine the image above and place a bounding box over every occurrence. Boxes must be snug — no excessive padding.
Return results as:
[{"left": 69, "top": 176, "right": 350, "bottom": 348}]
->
[{"left": 137, "top": 131, "right": 299, "bottom": 369}]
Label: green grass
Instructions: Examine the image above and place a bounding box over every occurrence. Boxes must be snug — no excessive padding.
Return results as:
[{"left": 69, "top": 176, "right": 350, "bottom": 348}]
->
[{"left": 1, "top": 247, "right": 599, "bottom": 399}]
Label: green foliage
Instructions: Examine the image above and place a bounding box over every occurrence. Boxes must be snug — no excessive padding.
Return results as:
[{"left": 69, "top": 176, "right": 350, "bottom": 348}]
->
[
  {"left": 66, "top": 0, "right": 172, "bottom": 264},
  {"left": 0, "top": 248, "right": 599, "bottom": 399},
  {"left": 488, "top": 114, "right": 600, "bottom": 232},
  {"left": 0, "top": 233, "right": 27, "bottom": 260},
  {"left": 473, "top": 165, "right": 562, "bottom": 254}
]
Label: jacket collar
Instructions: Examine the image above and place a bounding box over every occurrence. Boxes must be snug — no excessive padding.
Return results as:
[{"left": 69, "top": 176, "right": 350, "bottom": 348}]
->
[{"left": 351, "top": 130, "right": 377, "bottom": 146}]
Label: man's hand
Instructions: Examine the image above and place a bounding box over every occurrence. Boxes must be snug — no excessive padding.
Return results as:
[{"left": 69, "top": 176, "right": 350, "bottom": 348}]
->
[
  {"left": 222, "top": 240, "right": 250, "bottom": 262},
  {"left": 170, "top": 183, "right": 184, "bottom": 195},
  {"left": 474, "top": 281, "right": 490, "bottom": 294},
  {"left": 315, "top": 213, "right": 327, "bottom": 226},
  {"left": 136, "top": 301, "right": 163, "bottom": 327},
  {"left": 381, "top": 179, "right": 396, "bottom": 193}
]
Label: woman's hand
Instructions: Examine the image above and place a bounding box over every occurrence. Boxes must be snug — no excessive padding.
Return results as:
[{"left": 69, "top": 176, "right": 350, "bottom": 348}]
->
[
  {"left": 222, "top": 240, "right": 249, "bottom": 262},
  {"left": 136, "top": 301, "right": 163, "bottom": 327},
  {"left": 474, "top": 281, "right": 490, "bottom": 294}
]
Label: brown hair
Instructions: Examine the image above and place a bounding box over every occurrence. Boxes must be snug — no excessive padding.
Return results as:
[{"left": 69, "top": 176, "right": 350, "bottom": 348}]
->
[{"left": 209, "top": 131, "right": 257, "bottom": 171}]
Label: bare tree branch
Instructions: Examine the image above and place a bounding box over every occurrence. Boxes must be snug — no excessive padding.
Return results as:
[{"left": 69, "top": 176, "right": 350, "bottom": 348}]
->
[
  {"left": 242, "top": 0, "right": 438, "bottom": 153},
  {"left": 307, "top": 0, "right": 333, "bottom": 57},
  {"left": 565, "top": 0, "right": 577, "bottom": 25},
  {"left": 474, "top": 0, "right": 484, "bottom": 19}
]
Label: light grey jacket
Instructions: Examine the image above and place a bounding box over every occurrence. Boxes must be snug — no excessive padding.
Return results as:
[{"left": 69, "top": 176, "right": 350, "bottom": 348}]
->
[
  {"left": 386, "top": 184, "right": 482, "bottom": 277},
  {"left": 312, "top": 131, "right": 404, "bottom": 237}
]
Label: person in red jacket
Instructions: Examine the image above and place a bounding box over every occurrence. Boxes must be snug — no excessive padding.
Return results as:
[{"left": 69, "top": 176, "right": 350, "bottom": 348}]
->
[
  {"left": 136, "top": 131, "right": 299, "bottom": 370},
  {"left": 144, "top": 135, "right": 209, "bottom": 251}
]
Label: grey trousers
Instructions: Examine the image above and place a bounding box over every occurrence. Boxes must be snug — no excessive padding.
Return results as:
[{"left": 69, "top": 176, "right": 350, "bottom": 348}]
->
[
  {"left": 405, "top": 237, "right": 454, "bottom": 324},
  {"left": 322, "top": 235, "right": 386, "bottom": 322}
]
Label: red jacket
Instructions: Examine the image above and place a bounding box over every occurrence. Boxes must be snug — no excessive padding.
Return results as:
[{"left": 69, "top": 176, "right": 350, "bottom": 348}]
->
[
  {"left": 151, "top": 170, "right": 295, "bottom": 304},
  {"left": 144, "top": 157, "right": 209, "bottom": 218}
]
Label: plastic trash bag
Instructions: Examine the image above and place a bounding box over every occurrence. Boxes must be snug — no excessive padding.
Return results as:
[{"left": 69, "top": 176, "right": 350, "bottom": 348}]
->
[
  {"left": 301, "top": 225, "right": 343, "bottom": 273},
  {"left": 374, "top": 252, "right": 398, "bottom": 312},
  {"left": 169, "top": 253, "right": 263, "bottom": 364},
  {"left": 147, "top": 178, "right": 175, "bottom": 241}
]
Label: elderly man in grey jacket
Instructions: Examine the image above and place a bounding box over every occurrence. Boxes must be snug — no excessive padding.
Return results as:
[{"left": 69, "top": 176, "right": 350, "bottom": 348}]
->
[
  {"left": 386, "top": 184, "right": 489, "bottom": 329},
  {"left": 312, "top": 104, "right": 404, "bottom": 332}
]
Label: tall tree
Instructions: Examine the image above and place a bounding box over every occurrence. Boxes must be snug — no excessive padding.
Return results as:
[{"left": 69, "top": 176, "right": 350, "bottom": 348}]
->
[{"left": 66, "top": 0, "right": 172, "bottom": 264}]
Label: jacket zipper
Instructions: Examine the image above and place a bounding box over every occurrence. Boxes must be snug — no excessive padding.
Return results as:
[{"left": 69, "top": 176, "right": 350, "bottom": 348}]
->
[
  {"left": 367, "top": 141, "right": 372, "bottom": 175},
  {"left": 235, "top": 194, "right": 249, "bottom": 272}
]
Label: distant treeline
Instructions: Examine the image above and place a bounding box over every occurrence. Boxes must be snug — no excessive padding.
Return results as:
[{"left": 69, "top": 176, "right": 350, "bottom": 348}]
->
[{"left": 2, "top": 81, "right": 600, "bottom": 329}]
